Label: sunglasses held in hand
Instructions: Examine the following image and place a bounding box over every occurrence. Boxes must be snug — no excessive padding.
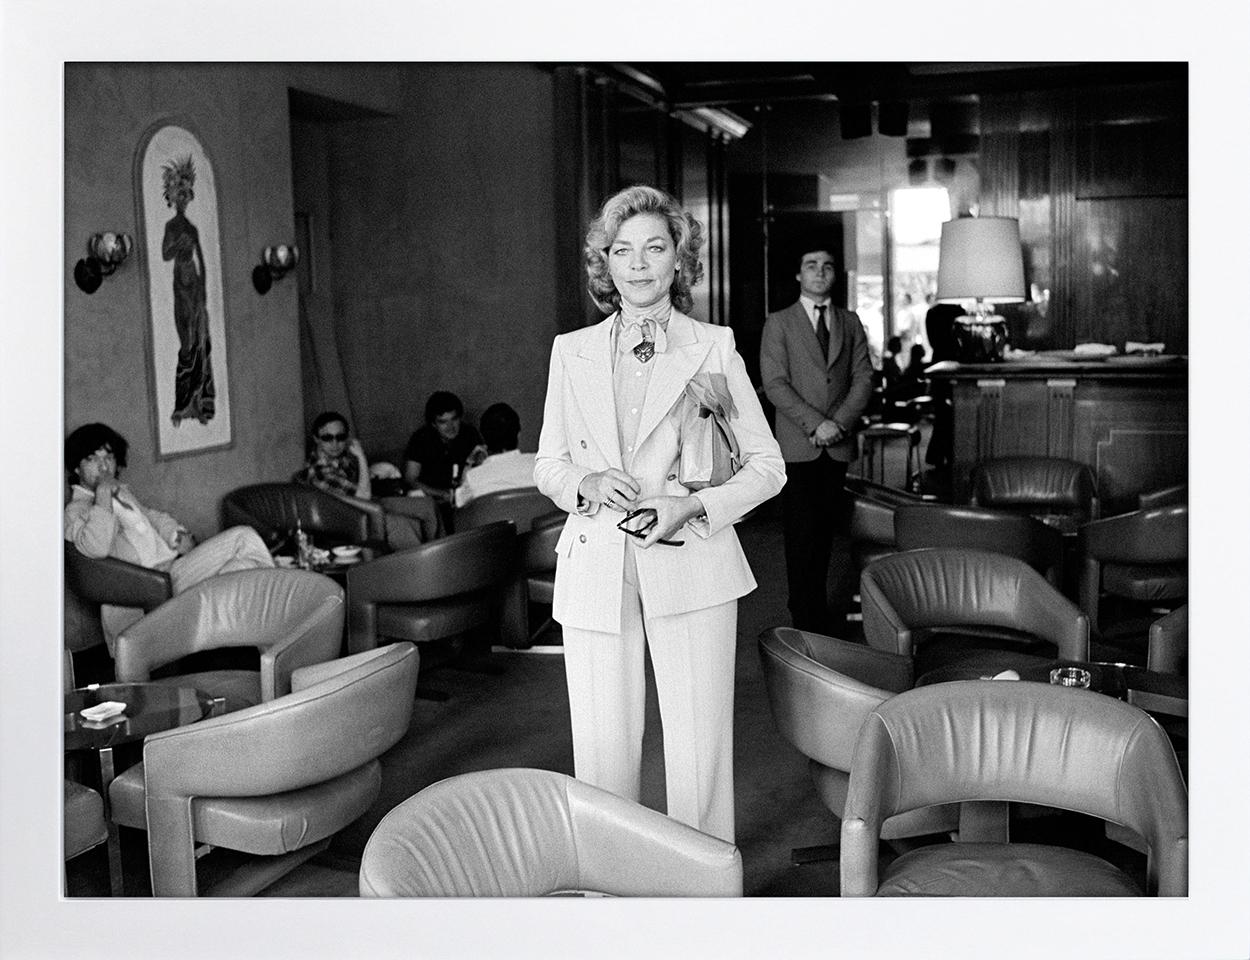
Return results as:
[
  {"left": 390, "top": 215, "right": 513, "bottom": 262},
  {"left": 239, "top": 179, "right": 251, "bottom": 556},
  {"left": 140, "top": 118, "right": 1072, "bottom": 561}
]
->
[{"left": 616, "top": 509, "right": 685, "bottom": 547}]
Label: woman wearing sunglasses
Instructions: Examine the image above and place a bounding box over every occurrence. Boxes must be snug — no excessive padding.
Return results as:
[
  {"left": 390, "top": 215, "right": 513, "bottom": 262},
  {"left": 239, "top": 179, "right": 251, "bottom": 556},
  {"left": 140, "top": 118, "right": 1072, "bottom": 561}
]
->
[
  {"left": 534, "top": 185, "right": 785, "bottom": 843},
  {"left": 297, "top": 411, "right": 440, "bottom": 546}
]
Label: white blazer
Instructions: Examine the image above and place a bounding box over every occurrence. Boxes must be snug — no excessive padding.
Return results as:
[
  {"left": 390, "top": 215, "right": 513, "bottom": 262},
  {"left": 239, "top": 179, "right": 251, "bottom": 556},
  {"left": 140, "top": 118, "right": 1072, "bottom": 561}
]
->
[{"left": 534, "top": 309, "right": 786, "bottom": 634}]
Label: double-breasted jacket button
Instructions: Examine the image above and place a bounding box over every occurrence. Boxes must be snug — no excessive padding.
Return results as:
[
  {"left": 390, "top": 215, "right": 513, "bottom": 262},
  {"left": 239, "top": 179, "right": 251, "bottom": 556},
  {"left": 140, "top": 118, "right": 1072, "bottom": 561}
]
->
[
  {"left": 578, "top": 534, "right": 587, "bottom": 543},
  {"left": 579, "top": 440, "right": 587, "bottom": 448},
  {"left": 666, "top": 473, "right": 677, "bottom": 481}
]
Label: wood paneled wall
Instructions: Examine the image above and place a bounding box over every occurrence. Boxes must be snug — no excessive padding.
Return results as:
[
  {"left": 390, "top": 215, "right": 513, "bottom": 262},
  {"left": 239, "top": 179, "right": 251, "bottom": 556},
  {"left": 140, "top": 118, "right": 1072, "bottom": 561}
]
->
[{"left": 980, "top": 76, "right": 1187, "bottom": 353}]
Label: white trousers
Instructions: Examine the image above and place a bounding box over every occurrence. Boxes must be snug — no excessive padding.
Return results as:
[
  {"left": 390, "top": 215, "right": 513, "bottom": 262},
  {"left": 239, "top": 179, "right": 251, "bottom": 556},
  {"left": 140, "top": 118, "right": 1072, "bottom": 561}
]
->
[
  {"left": 103, "top": 525, "right": 274, "bottom": 652},
  {"left": 561, "top": 542, "right": 738, "bottom": 843}
]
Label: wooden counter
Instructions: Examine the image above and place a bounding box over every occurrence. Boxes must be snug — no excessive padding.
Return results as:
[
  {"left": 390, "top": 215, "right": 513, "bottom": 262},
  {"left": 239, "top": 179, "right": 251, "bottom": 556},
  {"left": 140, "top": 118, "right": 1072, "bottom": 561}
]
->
[{"left": 927, "top": 357, "right": 1187, "bottom": 514}]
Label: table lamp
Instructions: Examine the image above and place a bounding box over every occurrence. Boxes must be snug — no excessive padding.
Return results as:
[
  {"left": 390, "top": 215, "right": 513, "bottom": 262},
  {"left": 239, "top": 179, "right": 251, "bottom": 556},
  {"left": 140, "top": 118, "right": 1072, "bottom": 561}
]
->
[{"left": 936, "top": 216, "right": 1025, "bottom": 362}]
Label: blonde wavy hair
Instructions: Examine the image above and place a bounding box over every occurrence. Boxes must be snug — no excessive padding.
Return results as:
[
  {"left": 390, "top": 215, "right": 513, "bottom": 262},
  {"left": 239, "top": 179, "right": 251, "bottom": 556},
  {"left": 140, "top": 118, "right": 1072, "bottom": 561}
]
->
[{"left": 584, "top": 185, "right": 704, "bottom": 314}]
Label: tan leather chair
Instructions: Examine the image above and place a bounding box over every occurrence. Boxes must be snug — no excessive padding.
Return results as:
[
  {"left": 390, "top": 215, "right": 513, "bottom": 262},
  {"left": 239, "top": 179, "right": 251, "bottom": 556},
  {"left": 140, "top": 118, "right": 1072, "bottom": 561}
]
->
[
  {"left": 346, "top": 520, "right": 524, "bottom": 654},
  {"left": 970, "top": 455, "right": 1098, "bottom": 525},
  {"left": 757, "top": 627, "right": 960, "bottom": 861},
  {"left": 840, "top": 681, "right": 1188, "bottom": 896},
  {"left": 221, "top": 482, "right": 387, "bottom": 550},
  {"left": 1148, "top": 604, "right": 1188, "bottom": 675},
  {"left": 455, "top": 486, "right": 555, "bottom": 535},
  {"left": 109, "top": 642, "right": 418, "bottom": 896},
  {"left": 894, "top": 502, "right": 1066, "bottom": 587},
  {"left": 63, "top": 540, "right": 173, "bottom": 657},
  {"left": 860, "top": 547, "right": 1089, "bottom": 678},
  {"left": 515, "top": 510, "right": 564, "bottom": 645},
  {"left": 1079, "top": 503, "right": 1187, "bottom": 637},
  {"left": 359, "top": 768, "right": 742, "bottom": 897},
  {"left": 114, "top": 569, "right": 345, "bottom": 713}
]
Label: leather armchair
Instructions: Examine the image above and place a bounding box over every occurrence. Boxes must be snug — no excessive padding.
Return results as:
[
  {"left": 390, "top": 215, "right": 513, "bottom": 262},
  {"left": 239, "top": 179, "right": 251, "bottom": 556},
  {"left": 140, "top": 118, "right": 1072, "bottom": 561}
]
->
[
  {"left": 63, "top": 541, "right": 173, "bottom": 654},
  {"left": 359, "top": 767, "right": 742, "bottom": 897},
  {"left": 114, "top": 569, "right": 345, "bottom": 712},
  {"left": 970, "top": 455, "right": 1098, "bottom": 524},
  {"left": 840, "top": 681, "right": 1188, "bottom": 896},
  {"left": 221, "top": 482, "right": 387, "bottom": 550},
  {"left": 757, "top": 627, "right": 960, "bottom": 858},
  {"left": 455, "top": 486, "right": 556, "bottom": 534},
  {"left": 109, "top": 642, "right": 419, "bottom": 896},
  {"left": 1079, "top": 503, "right": 1187, "bottom": 636},
  {"left": 860, "top": 547, "right": 1089, "bottom": 677},
  {"left": 346, "top": 520, "right": 524, "bottom": 654},
  {"left": 894, "top": 502, "right": 1066, "bottom": 587},
  {"left": 1148, "top": 604, "right": 1188, "bottom": 675},
  {"left": 845, "top": 477, "right": 925, "bottom": 572}
]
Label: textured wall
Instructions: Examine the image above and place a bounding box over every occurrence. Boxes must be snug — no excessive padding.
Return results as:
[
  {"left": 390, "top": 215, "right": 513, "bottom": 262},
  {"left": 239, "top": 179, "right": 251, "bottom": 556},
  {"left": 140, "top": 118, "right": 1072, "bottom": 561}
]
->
[
  {"left": 65, "top": 63, "right": 307, "bottom": 537},
  {"left": 325, "top": 63, "right": 558, "bottom": 460}
]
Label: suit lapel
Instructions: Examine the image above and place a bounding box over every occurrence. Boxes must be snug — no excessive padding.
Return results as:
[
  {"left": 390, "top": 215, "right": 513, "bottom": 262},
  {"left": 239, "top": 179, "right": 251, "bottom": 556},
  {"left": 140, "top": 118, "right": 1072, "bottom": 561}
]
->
[
  {"left": 569, "top": 316, "right": 624, "bottom": 467},
  {"left": 825, "top": 305, "right": 846, "bottom": 367},
  {"left": 635, "top": 311, "right": 713, "bottom": 448}
]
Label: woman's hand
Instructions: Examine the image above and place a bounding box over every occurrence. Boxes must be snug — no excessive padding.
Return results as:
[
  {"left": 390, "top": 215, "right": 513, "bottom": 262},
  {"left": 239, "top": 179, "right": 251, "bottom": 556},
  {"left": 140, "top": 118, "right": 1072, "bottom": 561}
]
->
[
  {"left": 631, "top": 495, "right": 704, "bottom": 548},
  {"left": 578, "top": 469, "right": 640, "bottom": 512}
]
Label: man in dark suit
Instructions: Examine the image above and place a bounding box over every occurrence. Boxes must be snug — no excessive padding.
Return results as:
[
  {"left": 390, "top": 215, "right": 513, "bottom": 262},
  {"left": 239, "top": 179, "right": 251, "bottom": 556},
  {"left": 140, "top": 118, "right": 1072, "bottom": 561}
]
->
[{"left": 760, "top": 247, "right": 873, "bottom": 635}]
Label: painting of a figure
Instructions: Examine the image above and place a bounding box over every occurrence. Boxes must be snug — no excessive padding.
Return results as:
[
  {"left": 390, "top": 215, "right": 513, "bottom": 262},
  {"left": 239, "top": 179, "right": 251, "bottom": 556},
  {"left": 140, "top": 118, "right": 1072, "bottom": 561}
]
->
[
  {"left": 161, "top": 155, "right": 215, "bottom": 425},
  {"left": 137, "top": 122, "right": 232, "bottom": 457}
]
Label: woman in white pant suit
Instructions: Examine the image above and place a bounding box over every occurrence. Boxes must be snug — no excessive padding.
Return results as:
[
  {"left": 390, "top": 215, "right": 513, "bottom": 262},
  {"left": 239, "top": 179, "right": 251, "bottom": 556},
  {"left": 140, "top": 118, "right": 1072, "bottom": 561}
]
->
[{"left": 534, "top": 185, "right": 785, "bottom": 842}]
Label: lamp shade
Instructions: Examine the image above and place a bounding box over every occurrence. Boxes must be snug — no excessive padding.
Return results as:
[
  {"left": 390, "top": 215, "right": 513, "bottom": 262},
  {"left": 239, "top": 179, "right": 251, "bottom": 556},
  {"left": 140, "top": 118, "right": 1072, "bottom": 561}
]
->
[{"left": 936, "top": 217, "right": 1025, "bottom": 304}]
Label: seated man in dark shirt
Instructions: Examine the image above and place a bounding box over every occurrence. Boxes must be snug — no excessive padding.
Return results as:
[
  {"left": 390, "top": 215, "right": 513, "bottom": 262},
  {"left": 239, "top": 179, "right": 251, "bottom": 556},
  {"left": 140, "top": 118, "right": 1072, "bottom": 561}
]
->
[{"left": 403, "top": 391, "right": 486, "bottom": 527}]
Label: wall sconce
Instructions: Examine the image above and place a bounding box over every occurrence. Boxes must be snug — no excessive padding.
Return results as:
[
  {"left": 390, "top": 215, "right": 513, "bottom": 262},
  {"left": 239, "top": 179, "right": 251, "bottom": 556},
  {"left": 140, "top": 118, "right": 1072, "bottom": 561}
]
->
[
  {"left": 252, "top": 244, "right": 300, "bottom": 295},
  {"left": 73, "top": 232, "right": 133, "bottom": 294}
]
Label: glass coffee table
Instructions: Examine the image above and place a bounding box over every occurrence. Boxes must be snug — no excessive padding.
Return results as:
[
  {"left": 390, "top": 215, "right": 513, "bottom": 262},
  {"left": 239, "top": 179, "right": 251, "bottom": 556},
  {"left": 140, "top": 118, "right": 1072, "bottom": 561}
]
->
[{"left": 64, "top": 682, "right": 221, "bottom": 895}]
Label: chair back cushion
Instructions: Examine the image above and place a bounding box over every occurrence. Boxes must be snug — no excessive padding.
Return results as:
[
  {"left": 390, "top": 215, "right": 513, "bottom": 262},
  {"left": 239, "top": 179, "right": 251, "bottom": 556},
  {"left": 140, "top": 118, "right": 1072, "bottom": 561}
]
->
[
  {"left": 841, "top": 681, "right": 1187, "bottom": 895},
  {"left": 222, "top": 483, "right": 376, "bottom": 545},
  {"left": 455, "top": 487, "right": 555, "bottom": 534},
  {"left": 860, "top": 548, "right": 1088, "bottom": 659},
  {"left": 970, "top": 456, "right": 1096, "bottom": 518},
  {"left": 894, "top": 503, "right": 1063, "bottom": 577},
  {"left": 359, "top": 768, "right": 741, "bottom": 897}
]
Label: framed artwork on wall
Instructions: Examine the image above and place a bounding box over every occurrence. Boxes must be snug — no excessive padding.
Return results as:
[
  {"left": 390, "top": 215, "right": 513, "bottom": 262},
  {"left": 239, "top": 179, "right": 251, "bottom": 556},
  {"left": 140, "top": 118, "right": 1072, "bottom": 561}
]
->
[{"left": 134, "top": 120, "right": 233, "bottom": 459}]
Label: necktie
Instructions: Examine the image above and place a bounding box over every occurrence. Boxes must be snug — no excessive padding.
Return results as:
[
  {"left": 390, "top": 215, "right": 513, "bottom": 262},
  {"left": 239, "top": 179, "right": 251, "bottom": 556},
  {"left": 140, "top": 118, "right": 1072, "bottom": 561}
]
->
[{"left": 815, "top": 304, "right": 830, "bottom": 360}]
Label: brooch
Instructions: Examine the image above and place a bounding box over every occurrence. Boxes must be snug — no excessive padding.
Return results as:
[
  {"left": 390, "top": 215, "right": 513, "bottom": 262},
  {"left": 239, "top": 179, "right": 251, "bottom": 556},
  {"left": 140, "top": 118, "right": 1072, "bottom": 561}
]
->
[{"left": 633, "top": 339, "right": 656, "bottom": 363}]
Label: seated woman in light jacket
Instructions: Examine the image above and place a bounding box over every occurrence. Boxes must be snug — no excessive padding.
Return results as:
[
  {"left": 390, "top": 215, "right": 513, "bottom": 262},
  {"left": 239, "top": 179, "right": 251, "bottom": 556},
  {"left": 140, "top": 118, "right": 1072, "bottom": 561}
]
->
[{"left": 534, "top": 185, "right": 785, "bottom": 843}]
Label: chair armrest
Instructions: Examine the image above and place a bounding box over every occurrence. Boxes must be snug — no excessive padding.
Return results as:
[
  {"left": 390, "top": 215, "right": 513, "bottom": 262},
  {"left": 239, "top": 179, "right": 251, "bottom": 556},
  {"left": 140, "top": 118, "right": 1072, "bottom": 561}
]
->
[
  {"left": 1015, "top": 577, "right": 1090, "bottom": 660},
  {"left": 259, "top": 593, "right": 346, "bottom": 699},
  {"left": 859, "top": 568, "right": 913, "bottom": 655},
  {"left": 1138, "top": 483, "right": 1187, "bottom": 510},
  {"left": 63, "top": 544, "right": 172, "bottom": 610},
  {"left": 758, "top": 628, "right": 913, "bottom": 772},
  {"left": 567, "top": 776, "right": 742, "bottom": 896},
  {"left": 1147, "top": 604, "right": 1188, "bottom": 674},
  {"left": 291, "top": 642, "right": 417, "bottom": 692},
  {"left": 1080, "top": 505, "right": 1188, "bottom": 564},
  {"left": 849, "top": 496, "right": 896, "bottom": 546}
]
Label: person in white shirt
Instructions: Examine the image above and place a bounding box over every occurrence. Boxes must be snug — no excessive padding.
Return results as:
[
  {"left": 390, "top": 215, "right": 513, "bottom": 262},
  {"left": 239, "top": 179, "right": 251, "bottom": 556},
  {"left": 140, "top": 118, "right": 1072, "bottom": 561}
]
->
[
  {"left": 453, "top": 403, "right": 538, "bottom": 507},
  {"left": 64, "top": 422, "right": 274, "bottom": 649}
]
